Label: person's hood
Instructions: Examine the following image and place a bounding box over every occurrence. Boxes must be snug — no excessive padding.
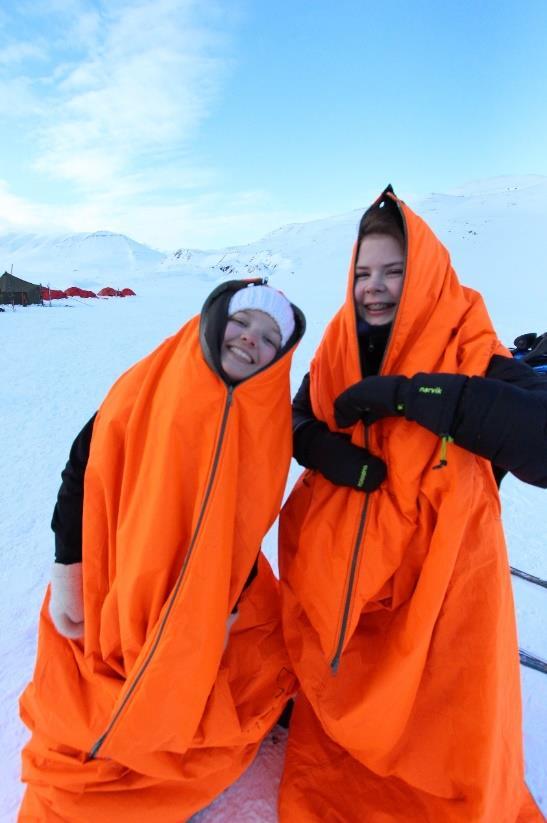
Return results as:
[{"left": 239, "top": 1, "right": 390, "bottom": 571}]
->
[
  {"left": 309, "top": 186, "right": 508, "bottom": 433},
  {"left": 200, "top": 278, "right": 306, "bottom": 385}
]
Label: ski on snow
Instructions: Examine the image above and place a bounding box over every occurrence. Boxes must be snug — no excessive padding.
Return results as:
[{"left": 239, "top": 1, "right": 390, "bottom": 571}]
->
[
  {"left": 510, "top": 566, "right": 547, "bottom": 589},
  {"left": 519, "top": 650, "right": 547, "bottom": 675}
]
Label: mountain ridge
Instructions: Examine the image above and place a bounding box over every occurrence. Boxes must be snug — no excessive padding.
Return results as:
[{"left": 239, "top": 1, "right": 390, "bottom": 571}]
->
[{"left": 2, "top": 176, "right": 547, "bottom": 320}]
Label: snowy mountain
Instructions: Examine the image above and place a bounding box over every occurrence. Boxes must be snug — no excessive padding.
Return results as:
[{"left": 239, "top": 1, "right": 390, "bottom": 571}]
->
[
  {"left": 0, "top": 230, "right": 164, "bottom": 289},
  {"left": 162, "top": 173, "right": 547, "bottom": 340},
  {"left": 1, "top": 175, "right": 546, "bottom": 820},
  {"left": 2, "top": 174, "right": 546, "bottom": 339}
]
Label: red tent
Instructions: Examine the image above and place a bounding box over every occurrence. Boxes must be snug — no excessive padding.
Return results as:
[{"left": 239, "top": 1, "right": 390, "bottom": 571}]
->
[
  {"left": 41, "top": 287, "right": 67, "bottom": 300},
  {"left": 98, "top": 286, "right": 117, "bottom": 297},
  {"left": 58, "top": 286, "right": 97, "bottom": 298},
  {"left": 120, "top": 288, "right": 136, "bottom": 297}
]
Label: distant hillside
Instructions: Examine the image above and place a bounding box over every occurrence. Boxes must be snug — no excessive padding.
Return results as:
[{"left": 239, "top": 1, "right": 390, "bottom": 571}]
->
[
  {"left": 2, "top": 175, "right": 546, "bottom": 338},
  {"left": 161, "top": 174, "right": 547, "bottom": 339},
  {"left": 0, "top": 230, "right": 164, "bottom": 290}
]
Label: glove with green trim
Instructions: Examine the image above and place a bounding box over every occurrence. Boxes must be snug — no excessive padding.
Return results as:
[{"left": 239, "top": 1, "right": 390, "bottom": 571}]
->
[
  {"left": 307, "top": 428, "right": 386, "bottom": 492},
  {"left": 335, "top": 373, "right": 468, "bottom": 436}
]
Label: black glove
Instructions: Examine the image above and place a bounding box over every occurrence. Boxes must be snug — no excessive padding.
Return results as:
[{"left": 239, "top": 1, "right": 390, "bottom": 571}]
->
[
  {"left": 335, "top": 376, "right": 406, "bottom": 427},
  {"left": 304, "top": 427, "right": 386, "bottom": 492},
  {"left": 335, "top": 373, "right": 468, "bottom": 437}
]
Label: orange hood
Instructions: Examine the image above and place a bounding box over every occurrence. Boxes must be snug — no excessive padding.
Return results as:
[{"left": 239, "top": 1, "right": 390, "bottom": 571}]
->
[
  {"left": 284, "top": 191, "right": 509, "bottom": 660},
  {"left": 279, "top": 193, "right": 527, "bottom": 817}
]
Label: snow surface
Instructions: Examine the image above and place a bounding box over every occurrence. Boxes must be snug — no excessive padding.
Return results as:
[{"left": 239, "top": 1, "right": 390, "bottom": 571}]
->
[{"left": 1, "top": 176, "right": 546, "bottom": 820}]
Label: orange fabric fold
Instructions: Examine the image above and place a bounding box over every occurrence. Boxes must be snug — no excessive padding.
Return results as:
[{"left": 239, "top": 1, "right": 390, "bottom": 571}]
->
[
  {"left": 279, "top": 194, "right": 541, "bottom": 821},
  {"left": 20, "top": 307, "right": 300, "bottom": 822}
]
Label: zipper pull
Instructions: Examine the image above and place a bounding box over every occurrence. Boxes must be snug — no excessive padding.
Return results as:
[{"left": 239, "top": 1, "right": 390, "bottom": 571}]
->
[
  {"left": 86, "top": 732, "right": 107, "bottom": 761},
  {"left": 432, "top": 435, "right": 453, "bottom": 470}
]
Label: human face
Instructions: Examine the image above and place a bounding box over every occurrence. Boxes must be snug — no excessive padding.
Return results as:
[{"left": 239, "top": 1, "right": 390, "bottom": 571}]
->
[
  {"left": 221, "top": 309, "right": 282, "bottom": 380},
  {"left": 354, "top": 233, "right": 404, "bottom": 325}
]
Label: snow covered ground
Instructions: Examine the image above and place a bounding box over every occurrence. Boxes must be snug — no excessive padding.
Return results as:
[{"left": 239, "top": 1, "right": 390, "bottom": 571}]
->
[{"left": 1, "top": 176, "right": 546, "bottom": 820}]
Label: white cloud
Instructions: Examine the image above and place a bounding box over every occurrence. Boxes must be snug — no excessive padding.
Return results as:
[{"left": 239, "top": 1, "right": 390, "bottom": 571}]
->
[
  {"left": 28, "top": 0, "right": 228, "bottom": 191},
  {"left": 68, "top": 8, "right": 102, "bottom": 50},
  {"left": 0, "top": 41, "right": 46, "bottom": 66},
  {"left": 57, "top": 188, "right": 325, "bottom": 251},
  {"left": 0, "top": 1, "right": 291, "bottom": 249},
  {"left": 0, "top": 74, "right": 49, "bottom": 119},
  {"left": 0, "top": 180, "right": 67, "bottom": 233},
  {"left": 0, "top": 177, "right": 324, "bottom": 252}
]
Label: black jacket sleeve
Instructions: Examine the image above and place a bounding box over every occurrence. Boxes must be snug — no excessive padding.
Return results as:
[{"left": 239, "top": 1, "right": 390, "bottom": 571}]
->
[
  {"left": 293, "top": 373, "right": 387, "bottom": 491},
  {"left": 451, "top": 355, "right": 547, "bottom": 487},
  {"left": 51, "top": 415, "right": 97, "bottom": 564},
  {"left": 51, "top": 413, "right": 258, "bottom": 609},
  {"left": 293, "top": 372, "right": 331, "bottom": 466},
  {"left": 294, "top": 357, "right": 547, "bottom": 488}
]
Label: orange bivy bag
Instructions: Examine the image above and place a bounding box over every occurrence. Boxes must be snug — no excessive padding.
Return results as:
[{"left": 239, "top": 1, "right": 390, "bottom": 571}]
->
[
  {"left": 20, "top": 284, "right": 302, "bottom": 822},
  {"left": 278, "top": 193, "right": 543, "bottom": 821}
]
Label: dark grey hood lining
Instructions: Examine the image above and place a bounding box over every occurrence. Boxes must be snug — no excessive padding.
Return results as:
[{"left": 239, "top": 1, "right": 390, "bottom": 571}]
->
[{"left": 199, "top": 278, "right": 305, "bottom": 385}]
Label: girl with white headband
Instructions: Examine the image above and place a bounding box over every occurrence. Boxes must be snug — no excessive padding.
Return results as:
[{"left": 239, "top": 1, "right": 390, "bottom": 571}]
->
[{"left": 19, "top": 280, "right": 304, "bottom": 822}]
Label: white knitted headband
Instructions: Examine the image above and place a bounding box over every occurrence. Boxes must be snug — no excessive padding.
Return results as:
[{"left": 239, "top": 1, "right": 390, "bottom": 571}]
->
[{"left": 228, "top": 284, "right": 295, "bottom": 347}]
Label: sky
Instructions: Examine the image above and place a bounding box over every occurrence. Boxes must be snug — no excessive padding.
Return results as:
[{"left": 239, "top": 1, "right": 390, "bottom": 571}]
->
[{"left": 1, "top": 0, "right": 547, "bottom": 250}]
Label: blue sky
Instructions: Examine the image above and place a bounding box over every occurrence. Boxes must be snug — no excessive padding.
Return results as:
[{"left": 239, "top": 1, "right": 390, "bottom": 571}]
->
[{"left": 1, "top": 0, "right": 546, "bottom": 249}]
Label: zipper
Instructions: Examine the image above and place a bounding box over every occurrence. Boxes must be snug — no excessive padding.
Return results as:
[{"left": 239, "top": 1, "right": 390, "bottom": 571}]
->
[
  {"left": 330, "top": 419, "right": 373, "bottom": 673},
  {"left": 330, "top": 491, "right": 370, "bottom": 672},
  {"left": 330, "top": 194, "right": 408, "bottom": 674},
  {"left": 88, "top": 385, "right": 234, "bottom": 760}
]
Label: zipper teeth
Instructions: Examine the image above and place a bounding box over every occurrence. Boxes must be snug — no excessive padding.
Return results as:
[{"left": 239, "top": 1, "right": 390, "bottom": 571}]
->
[
  {"left": 330, "top": 197, "right": 408, "bottom": 673},
  {"left": 88, "top": 386, "right": 234, "bottom": 760},
  {"left": 330, "top": 493, "right": 370, "bottom": 672}
]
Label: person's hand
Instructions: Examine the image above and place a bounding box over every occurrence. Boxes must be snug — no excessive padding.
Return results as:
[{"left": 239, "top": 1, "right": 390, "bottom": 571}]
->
[
  {"left": 335, "top": 376, "right": 406, "bottom": 427},
  {"left": 335, "top": 373, "right": 468, "bottom": 436},
  {"left": 309, "top": 429, "right": 386, "bottom": 492},
  {"left": 49, "top": 562, "right": 84, "bottom": 639}
]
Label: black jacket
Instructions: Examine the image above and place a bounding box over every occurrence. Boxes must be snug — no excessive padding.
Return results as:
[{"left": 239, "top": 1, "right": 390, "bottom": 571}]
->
[
  {"left": 293, "top": 353, "right": 547, "bottom": 490},
  {"left": 51, "top": 414, "right": 96, "bottom": 565}
]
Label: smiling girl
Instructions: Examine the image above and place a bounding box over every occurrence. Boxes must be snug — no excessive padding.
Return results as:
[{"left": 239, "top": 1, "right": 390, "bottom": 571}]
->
[
  {"left": 221, "top": 285, "right": 294, "bottom": 380},
  {"left": 19, "top": 280, "right": 304, "bottom": 822},
  {"left": 354, "top": 221, "right": 404, "bottom": 327},
  {"left": 279, "top": 188, "right": 546, "bottom": 821}
]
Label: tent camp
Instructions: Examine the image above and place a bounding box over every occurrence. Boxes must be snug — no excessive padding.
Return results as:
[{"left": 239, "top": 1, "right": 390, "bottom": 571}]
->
[
  {"left": 97, "top": 286, "right": 136, "bottom": 297},
  {"left": 65, "top": 286, "right": 97, "bottom": 298},
  {"left": 0, "top": 272, "right": 42, "bottom": 306},
  {"left": 41, "top": 287, "right": 67, "bottom": 300}
]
